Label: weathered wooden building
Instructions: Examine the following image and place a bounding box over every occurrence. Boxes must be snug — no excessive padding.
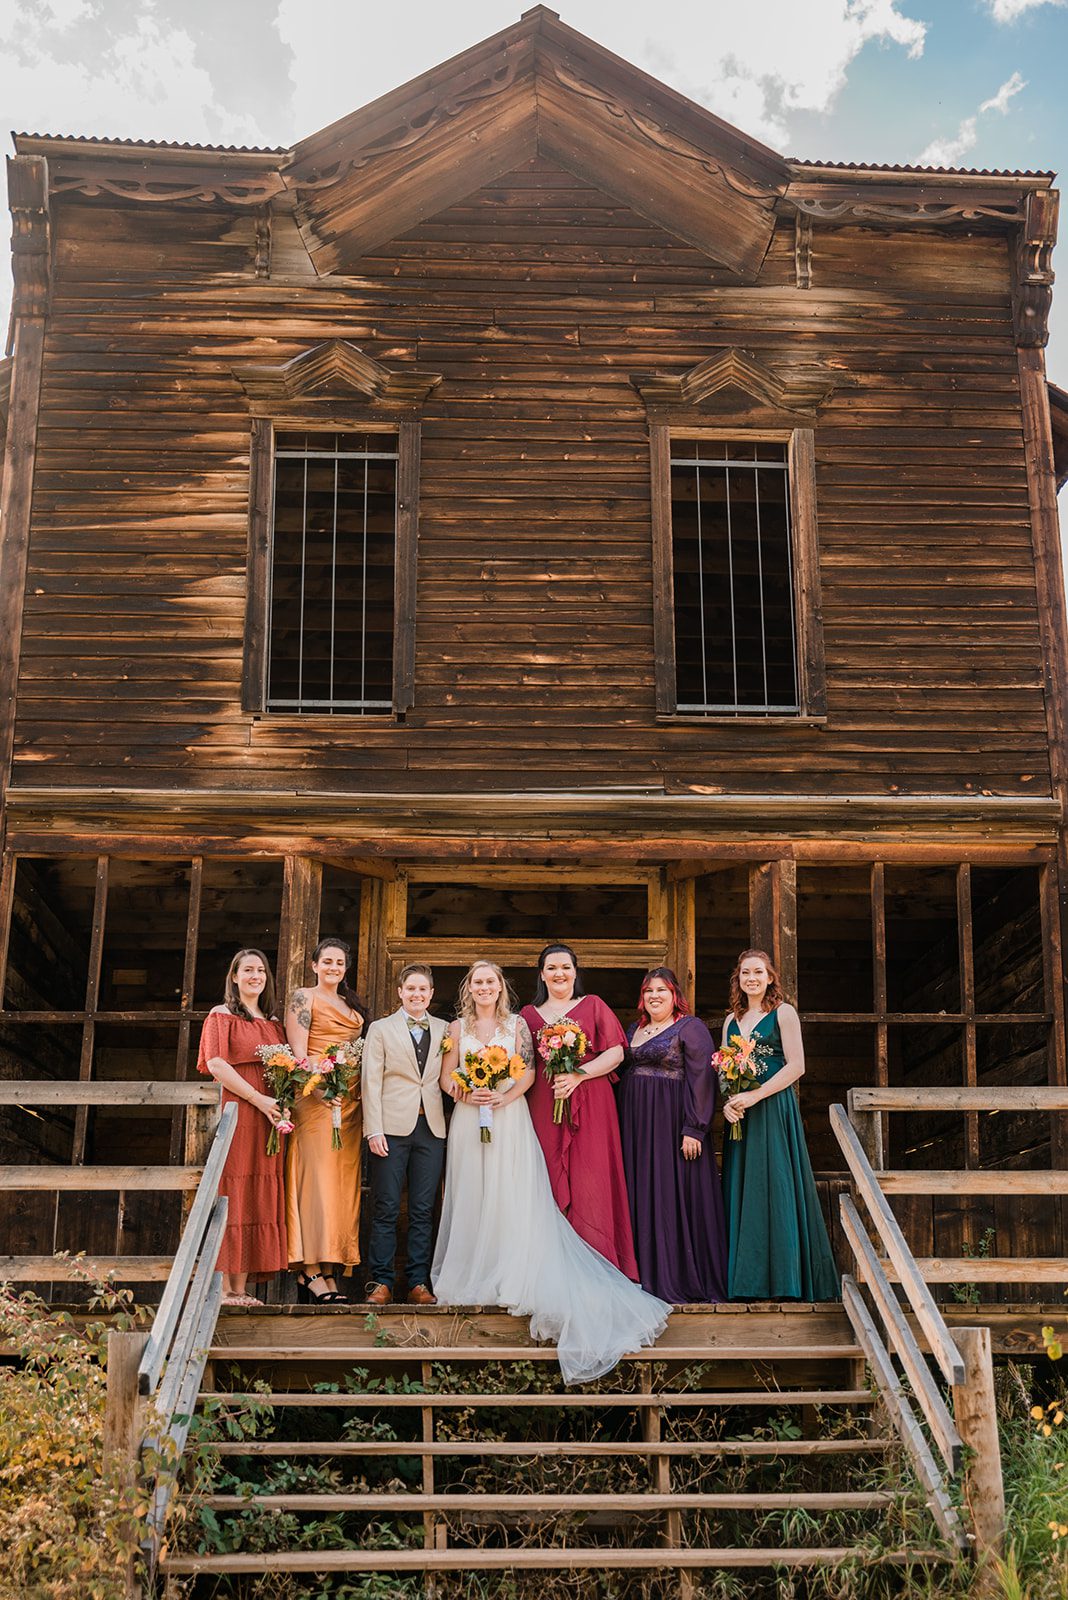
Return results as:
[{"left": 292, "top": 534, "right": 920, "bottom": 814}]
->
[{"left": 0, "top": 4, "right": 1066, "bottom": 1284}]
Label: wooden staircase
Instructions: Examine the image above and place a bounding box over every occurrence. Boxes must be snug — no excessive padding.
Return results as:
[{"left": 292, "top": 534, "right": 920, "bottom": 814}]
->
[
  {"left": 155, "top": 1303, "right": 956, "bottom": 1592},
  {"left": 89, "top": 1087, "right": 1025, "bottom": 1594}
]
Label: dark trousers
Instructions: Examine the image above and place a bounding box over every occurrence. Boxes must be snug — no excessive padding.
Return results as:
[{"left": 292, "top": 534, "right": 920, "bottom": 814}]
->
[{"left": 366, "top": 1115, "right": 445, "bottom": 1290}]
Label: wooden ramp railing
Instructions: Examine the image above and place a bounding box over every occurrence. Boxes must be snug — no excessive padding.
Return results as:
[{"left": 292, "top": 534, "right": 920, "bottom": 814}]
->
[
  {"left": 831, "top": 1096, "right": 1007, "bottom": 1560},
  {"left": 0, "top": 1079, "right": 221, "bottom": 1282},
  {"left": 101, "top": 1096, "right": 236, "bottom": 1597}
]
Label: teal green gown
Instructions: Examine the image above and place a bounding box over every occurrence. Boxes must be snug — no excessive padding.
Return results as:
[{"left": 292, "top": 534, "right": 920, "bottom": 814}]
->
[{"left": 721, "top": 1008, "right": 839, "bottom": 1301}]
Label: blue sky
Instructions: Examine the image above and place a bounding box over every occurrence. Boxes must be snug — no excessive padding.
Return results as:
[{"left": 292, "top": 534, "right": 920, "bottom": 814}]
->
[{"left": 0, "top": 0, "right": 1065, "bottom": 398}]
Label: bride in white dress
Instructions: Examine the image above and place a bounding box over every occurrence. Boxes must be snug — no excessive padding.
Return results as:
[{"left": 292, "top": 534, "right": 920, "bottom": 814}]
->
[{"left": 432, "top": 959, "right": 670, "bottom": 1384}]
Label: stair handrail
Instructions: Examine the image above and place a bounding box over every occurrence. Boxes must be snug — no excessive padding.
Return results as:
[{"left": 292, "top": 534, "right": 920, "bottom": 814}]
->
[
  {"left": 830, "top": 1102, "right": 963, "bottom": 1388},
  {"left": 132, "top": 1096, "right": 237, "bottom": 1583},
  {"left": 831, "top": 1098, "right": 1006, "bottom": 1561}
]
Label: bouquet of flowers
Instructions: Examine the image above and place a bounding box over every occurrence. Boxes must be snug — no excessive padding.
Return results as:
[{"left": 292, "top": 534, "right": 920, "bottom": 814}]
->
[
  {"left": 711, "top": 1034, "right": 772, "bottom": 1140},
  {"left": 254, "top": 1042, "right": 302, "bottom": 1155},
  {"left": 450, "top": 1042, "right": 526, "bottom": 1143},
  {"left": 537, "top": 1019, "right": 589, "bottom": 1128},
  {"left": 297, "top": 1038, "right": 363, "bottom": 1150}
]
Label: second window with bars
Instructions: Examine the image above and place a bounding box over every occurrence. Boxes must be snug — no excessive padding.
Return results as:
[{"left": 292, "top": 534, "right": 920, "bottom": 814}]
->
[{"left": 267, "top": 430, "right": 398, "bottom": 714}]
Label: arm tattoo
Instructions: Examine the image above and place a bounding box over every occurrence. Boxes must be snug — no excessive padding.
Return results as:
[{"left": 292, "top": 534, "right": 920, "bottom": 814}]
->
[
  {"left": 289, "top": 989, "right": 313, "bottom": 1030},
  {"left": 517, "top": 1017, "right": 535, "bottom": 1069}
]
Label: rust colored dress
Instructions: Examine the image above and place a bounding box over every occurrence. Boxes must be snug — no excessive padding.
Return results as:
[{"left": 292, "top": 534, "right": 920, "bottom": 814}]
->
[
  {"left": 521, "top": 993, "right": 639, "bottom": 1281},
  {"left": 195, "top": 1009, "right": 288, "bottom": 1277},
  {"left": 285, "top": 992, "right": 364, "bottom": 1271}
]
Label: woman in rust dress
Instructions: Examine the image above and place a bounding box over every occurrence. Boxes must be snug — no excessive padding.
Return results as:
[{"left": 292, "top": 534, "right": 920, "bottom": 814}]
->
[
  {"left": 520, "top": 942, "right": 639, "bottom": 1280},
  {"left": 285, "top": 937, "right": 369, "bottom": 1303},
  {"left": 196, "top": 947, "right": 288, "bottom": 1306}
]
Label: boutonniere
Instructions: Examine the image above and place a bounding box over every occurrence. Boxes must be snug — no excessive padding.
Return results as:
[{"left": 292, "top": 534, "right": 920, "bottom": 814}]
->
[{"left": 439, "top": 1034, "right": 456, "bottom": 1056}]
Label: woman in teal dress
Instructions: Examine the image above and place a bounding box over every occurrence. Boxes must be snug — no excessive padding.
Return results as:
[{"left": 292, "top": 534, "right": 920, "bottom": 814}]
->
[{"left": 720, "top": 948, "right": 839, "bottom": 1301}]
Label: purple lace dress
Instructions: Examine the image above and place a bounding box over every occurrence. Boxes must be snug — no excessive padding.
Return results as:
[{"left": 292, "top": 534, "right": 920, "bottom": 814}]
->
[{"left": 618, "top": 1015, "right": 728, "bottom": 1304}]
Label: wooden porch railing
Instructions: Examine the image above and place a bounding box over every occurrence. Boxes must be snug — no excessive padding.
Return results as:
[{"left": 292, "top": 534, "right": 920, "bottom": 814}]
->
[
  {"left": 102, "top": 1095, "right": 236, "bottom": 1596},
  {"left": 831, "top": 1097, "right": 1006, "bottom": 1560},
  {"left": 0, "top": 1079, "right": 221, "bottom": 1281},
  {"left": 848, "top": 1084, "right": 1068, "bottom": 1284}
]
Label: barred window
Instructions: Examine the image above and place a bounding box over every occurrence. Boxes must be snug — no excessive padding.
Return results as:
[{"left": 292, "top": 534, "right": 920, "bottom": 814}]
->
[
  {"left": 650, "top": 429, "right": 825, "bottom": 720},
  {"left": 267, "top": 431, "right": 398, "bottom": 714},
  {"left": 670, "top": 440, "right": 798, "bottom": 715}
]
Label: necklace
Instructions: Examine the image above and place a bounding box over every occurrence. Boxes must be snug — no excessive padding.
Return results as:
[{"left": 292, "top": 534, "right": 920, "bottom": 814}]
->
[{"left": 638, "top": 1016, "right": 673, "bottom": 1039}]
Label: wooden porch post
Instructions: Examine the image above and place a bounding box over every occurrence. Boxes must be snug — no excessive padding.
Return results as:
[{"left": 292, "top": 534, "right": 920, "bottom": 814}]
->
[
  {"left": 951, "top": 1325, "right": 1006, "bottom": 1563},
  {"left": 104, "top": 1328, "right": 150, "bottom": 1600},
  {"left": 277, "top": 855, "right": 322, "bottom": 1004},
  {"left": 666, "top": 874, "right": 696, "bottom": 1010},
  {"left": 748, "top": 858, "right": 798, "bottom": 998}
]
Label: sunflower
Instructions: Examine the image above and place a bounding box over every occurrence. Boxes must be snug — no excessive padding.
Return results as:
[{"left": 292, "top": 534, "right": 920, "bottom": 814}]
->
[
  {"left": 508, "top": 1054, "right": 526, "bottom": 1080},
  {"left": 469, "top": 1062, "right": 491, "bottom": 1086},
  {"left": 451, "top": 1071, "right": 467, "bottom": 1089},
  {"left": 483, "top": 1045, "right": 509, "bottom": 1071},
  {"left": 301, "top": 1072, "right": 324, "bottom": 1097}
]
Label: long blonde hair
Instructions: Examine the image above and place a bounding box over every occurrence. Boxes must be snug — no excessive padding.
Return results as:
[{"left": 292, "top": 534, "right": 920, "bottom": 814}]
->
[{"left": 456, "top": 959, "right": 517, "bottom": 1029}]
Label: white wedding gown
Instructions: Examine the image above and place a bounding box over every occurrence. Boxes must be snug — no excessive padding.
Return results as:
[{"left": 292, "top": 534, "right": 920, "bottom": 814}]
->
[{"left": 431, "top": 1019, "right": 671, "bottom": 1384}]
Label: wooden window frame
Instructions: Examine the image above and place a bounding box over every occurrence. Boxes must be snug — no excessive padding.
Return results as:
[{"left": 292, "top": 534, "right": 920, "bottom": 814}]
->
[
  {"left": 242, "top": 417, "right": 420, "bottom": 718},
  {"left": 650, "top": 423, "right": 827, "bottom": 722}
]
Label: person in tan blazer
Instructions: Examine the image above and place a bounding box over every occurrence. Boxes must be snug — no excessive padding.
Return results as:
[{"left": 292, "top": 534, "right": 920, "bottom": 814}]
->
[{"left": 362, "top": 963, "right": 448, "bottom": 1305}]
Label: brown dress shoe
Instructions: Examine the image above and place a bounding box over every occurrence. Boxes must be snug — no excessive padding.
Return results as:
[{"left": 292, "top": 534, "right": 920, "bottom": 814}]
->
[
  {"left": 365, "top": 1282, "right": 391, "bottom": 1305},
  {"left": 406, "top": 1284, "right": 437, "bottom": 1306}
]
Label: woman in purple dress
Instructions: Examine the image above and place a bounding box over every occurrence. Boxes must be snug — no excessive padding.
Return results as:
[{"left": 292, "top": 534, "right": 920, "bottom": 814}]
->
[{"left": 618, "top": 968, "right": 728, "bottom": 1304}]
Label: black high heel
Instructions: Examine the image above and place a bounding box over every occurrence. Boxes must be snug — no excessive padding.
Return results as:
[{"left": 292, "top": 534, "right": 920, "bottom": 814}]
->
[{"left": 295, "top": 1271, "right": 345, "bottom": 1304}]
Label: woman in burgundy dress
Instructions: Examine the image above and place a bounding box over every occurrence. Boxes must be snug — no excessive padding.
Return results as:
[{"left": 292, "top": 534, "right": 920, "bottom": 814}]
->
[
  {"left": 521, "top": 942, "right": 638, "bottom": 1280},
  {"left": 618, "top": 968, "right": 728, "bottom": 1304},
  {"left": 196, "top": 947, "right": 288, "bottom": 1306}
]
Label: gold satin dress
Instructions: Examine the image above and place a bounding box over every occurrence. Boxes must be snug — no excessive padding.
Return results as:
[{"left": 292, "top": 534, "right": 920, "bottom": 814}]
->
[{"left": 285, "top": 992, "right": 364, "bottom": 1270}]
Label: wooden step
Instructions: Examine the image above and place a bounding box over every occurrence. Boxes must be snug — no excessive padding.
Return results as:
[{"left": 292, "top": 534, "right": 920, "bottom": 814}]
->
[
  {"left": 161, "top": 1547, "right": 949, "bottom": 1575},
  {"left": 198, "top": 1388, "right": 873, "bottom": 1409},
  {"left": 0, "top": 1164, "right": 201, "bottom": 1190},
  {"left": 208, "top": 1438, "right": 891, "bottom": 1458},
  {"left": 199, "top": 1490, "right": 901, "bottom": 1513},
  {"left": 206, "top": 1342, "right": 863, "bottom": 1363},
  {"left": 885, "top": 1256, "right": 1068, "bottom": 1284},
  {"left": 0, "top": 1255, "right": 173, "bottom": 1281}
]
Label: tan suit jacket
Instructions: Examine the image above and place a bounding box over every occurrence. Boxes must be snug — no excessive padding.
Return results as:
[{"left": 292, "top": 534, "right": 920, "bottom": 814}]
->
[{"left": 362, "top": 1010, "right": 448, "bottom": 1140}]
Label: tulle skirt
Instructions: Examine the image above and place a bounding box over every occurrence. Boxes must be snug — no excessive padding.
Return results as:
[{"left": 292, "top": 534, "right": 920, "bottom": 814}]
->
[{"left": 432, "top": 1094, "right": 670, "bottom": 1384}]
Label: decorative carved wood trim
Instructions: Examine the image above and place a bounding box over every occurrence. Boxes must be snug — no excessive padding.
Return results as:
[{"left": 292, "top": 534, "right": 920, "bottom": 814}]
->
[
  {"left": 49, "top": 166, "right": 285, "bottom": 206},
  {"left": 0, "top": 357, "right": 11, "bottom": 454},
  {"left": 542, "top": 57, "right": 780, "bottom": 203},
  {"left": 283, "top": 58, "right": 522, "bottom": 191},
  {"left": 1013, "top": 188, "right": 1059, "bottom": 349},
  {"left": 632, "top": 349, "right": 842, "bottom": 419},
  {"left": 794, "top": 212, "right": 813, "bottom": 289},
  {"left": 786, "top": 194, "right": 1025, "bottom": 225},
  {"left": 253, "top": 203, "right": 272, "bottom": 278},
  {"left": 232, "top": 340, "right": 442, "bottom": 409},
  {"left": 7, "top": 155, "right": 51, "bottom": 328}
]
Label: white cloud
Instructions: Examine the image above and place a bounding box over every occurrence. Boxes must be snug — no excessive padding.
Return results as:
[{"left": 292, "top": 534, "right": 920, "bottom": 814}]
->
[
  {"left": 918, "top": 71, "right": 1028, "bottom": 166},
  {"left": 980, "top": 70, "right": 1027, "bottom": 114},
  {"left": 0, "top": 2, "right": 270, "bottom": 146},
  {"left": 273, "top": 0, "right": 927, "bottom": 154},
  {"left": 986, "top": 0, "right": 1066, "bottom": 21}
]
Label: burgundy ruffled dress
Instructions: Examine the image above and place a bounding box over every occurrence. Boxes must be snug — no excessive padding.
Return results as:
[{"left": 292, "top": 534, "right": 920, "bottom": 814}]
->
[{"left": 521, "top": 993, "right": 639, "bottom": 1280}]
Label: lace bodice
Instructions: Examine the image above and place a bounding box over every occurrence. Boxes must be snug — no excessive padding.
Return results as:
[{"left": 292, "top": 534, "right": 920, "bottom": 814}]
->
[
  {"left": 459, "top": 1017, "right": 518, "bottom": 1057},
  {"left": 626, "top": 1018, "right": 687, "bottom": 1079}
]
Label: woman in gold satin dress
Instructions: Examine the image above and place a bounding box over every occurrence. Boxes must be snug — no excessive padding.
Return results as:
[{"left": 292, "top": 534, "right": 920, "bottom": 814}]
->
[{"left": 285, "top": 937, "right": 368, "bottom": 1303}]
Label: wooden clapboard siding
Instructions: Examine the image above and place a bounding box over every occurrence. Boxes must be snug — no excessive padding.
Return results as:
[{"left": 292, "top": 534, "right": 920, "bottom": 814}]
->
[{"left": 9, "top": 160, "right": 1049, "bottom": 798}]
